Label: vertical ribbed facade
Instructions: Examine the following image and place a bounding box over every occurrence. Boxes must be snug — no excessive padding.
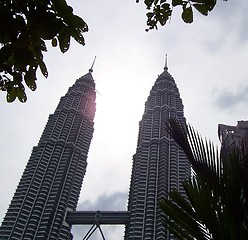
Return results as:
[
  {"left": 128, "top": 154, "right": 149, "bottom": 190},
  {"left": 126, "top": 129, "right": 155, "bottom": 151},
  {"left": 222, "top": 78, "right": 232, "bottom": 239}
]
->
[
  {"left": 0, "top": 71, "right": 96, "bottom": 239},
  {"left": 125, "top": 67, "right": 190, "bottom": 240}
]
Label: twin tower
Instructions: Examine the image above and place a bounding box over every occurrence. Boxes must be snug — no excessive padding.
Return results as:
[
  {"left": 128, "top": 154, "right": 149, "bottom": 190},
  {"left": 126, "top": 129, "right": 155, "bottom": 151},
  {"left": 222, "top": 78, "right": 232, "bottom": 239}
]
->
[{"left": 0, "top": 62, "right": 190, "bottom": 239}]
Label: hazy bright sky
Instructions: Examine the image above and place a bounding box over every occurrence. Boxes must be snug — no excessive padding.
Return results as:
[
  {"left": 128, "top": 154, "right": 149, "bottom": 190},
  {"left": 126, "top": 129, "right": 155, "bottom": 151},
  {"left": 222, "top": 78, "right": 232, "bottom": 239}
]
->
[{"left": 1, "top": 0, "right": 248, "bottom": 239}]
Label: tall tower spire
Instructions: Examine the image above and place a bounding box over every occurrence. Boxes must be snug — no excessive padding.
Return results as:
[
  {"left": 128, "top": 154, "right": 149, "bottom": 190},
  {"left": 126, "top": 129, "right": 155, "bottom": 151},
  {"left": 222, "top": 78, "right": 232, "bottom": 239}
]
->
[
  {"left": 125, "top": 63, "right": 190, "bottom": 240},
  {"left": 89, "top": 56, "right": 97, "bottom": 73},
  {"left": 164, "top": 54, "right": 168, "bottom": 71}
]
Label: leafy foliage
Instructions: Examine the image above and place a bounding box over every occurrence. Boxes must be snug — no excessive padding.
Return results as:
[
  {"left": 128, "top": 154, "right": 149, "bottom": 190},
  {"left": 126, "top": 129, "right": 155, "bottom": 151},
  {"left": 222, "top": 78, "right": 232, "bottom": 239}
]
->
[
  {"left": 159, "top": 119, "right": 248, "bottom": 239},
  {"left": 0, "top": 0, "right": 88, "bottom": 102},
  {"left": 137, "top": 0, "right": 228, "bottom": 31}
]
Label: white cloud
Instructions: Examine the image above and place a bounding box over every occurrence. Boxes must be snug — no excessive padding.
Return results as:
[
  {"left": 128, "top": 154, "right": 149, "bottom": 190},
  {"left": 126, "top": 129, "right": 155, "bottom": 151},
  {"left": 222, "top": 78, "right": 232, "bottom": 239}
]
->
[
  {"left": 213, "top": 80, "right": 248, "bottom": 110},
  {"left": 77, "top": 191, "right": 128, "bottom": 211}
]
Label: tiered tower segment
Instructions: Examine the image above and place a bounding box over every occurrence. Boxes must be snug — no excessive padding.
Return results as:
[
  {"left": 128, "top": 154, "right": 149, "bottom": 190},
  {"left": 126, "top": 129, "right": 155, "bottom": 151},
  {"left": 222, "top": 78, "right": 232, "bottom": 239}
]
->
[
  {"left": 0, "top": 69, "right": 96, "bottom": 240},
  {"left": 125, "top": 64, "right": 190, "bottom": 240}
]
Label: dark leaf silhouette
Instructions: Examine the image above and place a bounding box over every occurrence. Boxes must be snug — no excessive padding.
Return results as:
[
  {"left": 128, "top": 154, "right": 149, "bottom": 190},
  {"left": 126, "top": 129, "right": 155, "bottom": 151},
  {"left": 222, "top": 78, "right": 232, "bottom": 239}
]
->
[
  {"left": 160, "top": 119, "right": 248, "bottom": 239},
  {"left": 0, "top": 0, "right": 88, "bottom": 102}
]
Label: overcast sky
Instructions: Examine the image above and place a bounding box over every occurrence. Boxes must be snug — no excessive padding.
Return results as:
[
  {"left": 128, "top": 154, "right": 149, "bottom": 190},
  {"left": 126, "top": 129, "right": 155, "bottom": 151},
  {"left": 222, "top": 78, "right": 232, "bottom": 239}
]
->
[{"left": 1, "top": 0, "right": 248, "bottom": 239}]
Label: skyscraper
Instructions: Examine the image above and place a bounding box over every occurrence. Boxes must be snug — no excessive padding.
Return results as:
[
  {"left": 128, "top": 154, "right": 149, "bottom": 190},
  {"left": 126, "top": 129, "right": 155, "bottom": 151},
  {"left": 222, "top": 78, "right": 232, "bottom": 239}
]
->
[
  {"left": 125, "top": 63, "right": 190, "bottom": 240},
  {"left": 0, "top": 67, "right": 96, "bottom": 239},
  {"left": 218, "top": 121, "right": 248, "bottom": 150}
]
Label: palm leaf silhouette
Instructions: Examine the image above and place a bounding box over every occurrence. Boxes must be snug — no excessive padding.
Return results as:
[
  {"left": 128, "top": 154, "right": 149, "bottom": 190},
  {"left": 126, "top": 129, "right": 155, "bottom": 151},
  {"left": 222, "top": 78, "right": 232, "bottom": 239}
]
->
[{"left": 160, "top": 119, "right": 248, "bottom": 239}]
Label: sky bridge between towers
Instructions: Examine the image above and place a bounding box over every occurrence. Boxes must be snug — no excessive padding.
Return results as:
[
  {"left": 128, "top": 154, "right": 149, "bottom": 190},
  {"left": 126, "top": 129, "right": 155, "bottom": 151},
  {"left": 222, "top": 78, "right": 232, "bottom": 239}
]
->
[{"left": 66, "top": 211, "right": 130, "bottom": 240}]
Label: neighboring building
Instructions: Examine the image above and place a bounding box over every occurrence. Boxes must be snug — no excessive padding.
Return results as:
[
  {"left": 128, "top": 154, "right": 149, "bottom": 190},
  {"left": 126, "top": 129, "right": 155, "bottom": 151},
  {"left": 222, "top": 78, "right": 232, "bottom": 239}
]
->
[
  {"left": 218, "top": 121, "right": 248, "bottom": 150},
  {"left": 0, "top": 67, "right": 96, "bottom": 239},
  {"left": 125, "top": 63, "right": 190, "bottom": 240}
]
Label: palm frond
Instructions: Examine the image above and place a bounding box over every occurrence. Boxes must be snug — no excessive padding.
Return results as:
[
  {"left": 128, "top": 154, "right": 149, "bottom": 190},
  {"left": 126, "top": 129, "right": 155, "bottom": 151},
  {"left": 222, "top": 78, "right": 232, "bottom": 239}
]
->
[
  {"left": 160, "top": 189, "right": 210, "bottom": 240},
  {"left": 160, "top": 119, "right": 248, "bottom": 239},
  {"left": 167, "top": 119, "right": 220, "bottom": 184}
]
